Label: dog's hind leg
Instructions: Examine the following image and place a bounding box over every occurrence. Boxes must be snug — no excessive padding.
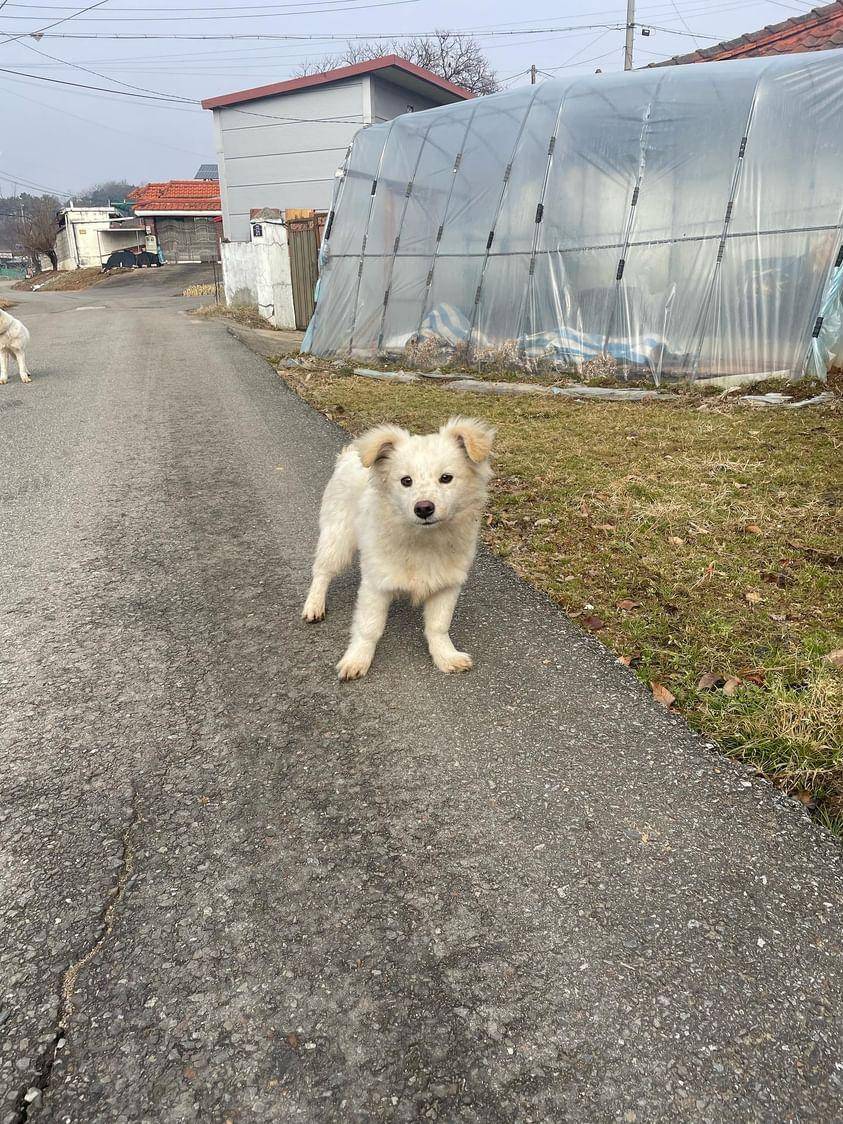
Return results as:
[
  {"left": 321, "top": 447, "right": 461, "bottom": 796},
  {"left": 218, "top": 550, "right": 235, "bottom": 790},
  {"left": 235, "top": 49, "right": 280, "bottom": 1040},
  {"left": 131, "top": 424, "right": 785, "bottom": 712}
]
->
[
  {"left": 424, "top": 586, "right": 473, "bottom": 673},
  {"left": 0, "top": 349, "right": 8, "bottom": 385},
  {"left": 302, "top": 508, "right": 356, "bottom": 622},
  {"left": 14, "top": 348, "right": 31, "bottom": 383}
]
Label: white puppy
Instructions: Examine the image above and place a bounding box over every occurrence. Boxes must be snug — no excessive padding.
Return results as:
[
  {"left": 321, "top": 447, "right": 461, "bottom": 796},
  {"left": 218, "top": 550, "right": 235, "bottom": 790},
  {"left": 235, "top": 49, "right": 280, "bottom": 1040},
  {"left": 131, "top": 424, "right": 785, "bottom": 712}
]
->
[
  {"left": 0, "top": 307, "right": 32, "bottom": 385},
  {"left": 303, "top": 416, "right": 495, "bottom": 680}
]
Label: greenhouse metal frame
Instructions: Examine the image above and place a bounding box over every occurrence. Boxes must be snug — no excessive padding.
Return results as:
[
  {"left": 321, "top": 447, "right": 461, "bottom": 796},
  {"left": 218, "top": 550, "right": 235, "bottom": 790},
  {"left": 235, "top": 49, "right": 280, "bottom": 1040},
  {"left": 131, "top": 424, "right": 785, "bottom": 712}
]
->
[{"left": 303, "top": 49, "right": 843, "bottom": 382}]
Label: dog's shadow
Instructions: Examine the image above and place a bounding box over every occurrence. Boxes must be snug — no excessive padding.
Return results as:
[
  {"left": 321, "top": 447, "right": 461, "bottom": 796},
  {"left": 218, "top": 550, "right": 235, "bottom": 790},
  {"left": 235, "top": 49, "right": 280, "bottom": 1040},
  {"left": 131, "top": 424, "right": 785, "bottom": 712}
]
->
[{"left": 303, "top": 567, "right": 478, "bottom": 679}]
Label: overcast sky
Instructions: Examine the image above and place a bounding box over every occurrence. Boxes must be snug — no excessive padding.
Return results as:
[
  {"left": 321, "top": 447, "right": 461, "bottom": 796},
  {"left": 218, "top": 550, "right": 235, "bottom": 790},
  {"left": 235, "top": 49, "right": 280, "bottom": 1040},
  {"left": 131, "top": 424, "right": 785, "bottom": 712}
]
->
[{"left": 0, "top": 0, "right": 818, "bottom": 197}]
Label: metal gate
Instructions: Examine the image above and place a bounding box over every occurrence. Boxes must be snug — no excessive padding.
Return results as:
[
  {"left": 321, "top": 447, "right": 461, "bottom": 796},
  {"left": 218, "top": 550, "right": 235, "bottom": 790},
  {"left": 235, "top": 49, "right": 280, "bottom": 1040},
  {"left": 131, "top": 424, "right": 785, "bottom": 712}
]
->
[
  {"left": 156, "top": 216, "right": 220, "bottom": 263},
  {"left": 286, "top": 210, "right": 326, "bottom": 330}
]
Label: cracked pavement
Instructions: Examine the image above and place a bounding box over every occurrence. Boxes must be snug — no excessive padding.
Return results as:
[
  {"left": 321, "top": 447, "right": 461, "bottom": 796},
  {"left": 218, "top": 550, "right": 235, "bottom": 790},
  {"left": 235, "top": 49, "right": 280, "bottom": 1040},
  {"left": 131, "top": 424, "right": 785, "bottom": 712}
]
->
[{"left": 1, "top": 271, "right": 841, "bottom": 1123}]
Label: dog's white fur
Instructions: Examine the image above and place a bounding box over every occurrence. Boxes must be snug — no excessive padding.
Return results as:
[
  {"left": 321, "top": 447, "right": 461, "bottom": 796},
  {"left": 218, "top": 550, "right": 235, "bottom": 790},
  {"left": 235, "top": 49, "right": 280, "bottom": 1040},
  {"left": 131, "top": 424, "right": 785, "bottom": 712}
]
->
[
  {"left": 303, "top": 416, "right": 495, "bottom": 680},
  {"left": 0, "top": 308, "right": 31, "bottom": 385}
]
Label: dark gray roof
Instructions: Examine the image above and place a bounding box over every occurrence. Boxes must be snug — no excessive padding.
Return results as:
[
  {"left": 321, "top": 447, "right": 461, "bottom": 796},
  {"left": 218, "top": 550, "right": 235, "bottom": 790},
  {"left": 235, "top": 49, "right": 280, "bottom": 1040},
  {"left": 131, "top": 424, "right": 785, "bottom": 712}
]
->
[{"left": 194, "top": 164, "right": 219, "bottom": 181}]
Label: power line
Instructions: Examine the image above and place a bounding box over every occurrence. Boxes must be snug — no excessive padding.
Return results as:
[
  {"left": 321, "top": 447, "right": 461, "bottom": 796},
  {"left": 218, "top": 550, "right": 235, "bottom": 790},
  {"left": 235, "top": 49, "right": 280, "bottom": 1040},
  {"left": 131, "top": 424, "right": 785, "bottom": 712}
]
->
[
  {"left": 669, "top": 0, "right": 700, "bottom": 47},
  {"left": 0, "top": 165, "right": 72, "bottom": 196},
  {"left": 0, "top": 0, "right": 422, "bottom": 19},
  {"left": 21, "top": 38, "right": 195, "bottom": 100},
  {"left": 0, "top": 79, "right": 211, "bottom": 156},
  {"left": 34, "top": 23, "right": 728, "bottom": 41},
  {"left": 0, "top": 62, "right": 196, "bottom": 101},
  {"left": 0, "top": 0, "right": 112, "bottom": 47},
  {"left": 0, "top": 61, "right": 372, "bottom": 123}
]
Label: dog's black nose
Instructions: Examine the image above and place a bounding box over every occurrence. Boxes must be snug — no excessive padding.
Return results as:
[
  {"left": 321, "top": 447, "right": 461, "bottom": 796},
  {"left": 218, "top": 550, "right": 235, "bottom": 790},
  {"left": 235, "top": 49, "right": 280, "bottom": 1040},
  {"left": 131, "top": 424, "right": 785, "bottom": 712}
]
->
[{"left": 414, "top": 500, "right": 436, "bottom": 520}]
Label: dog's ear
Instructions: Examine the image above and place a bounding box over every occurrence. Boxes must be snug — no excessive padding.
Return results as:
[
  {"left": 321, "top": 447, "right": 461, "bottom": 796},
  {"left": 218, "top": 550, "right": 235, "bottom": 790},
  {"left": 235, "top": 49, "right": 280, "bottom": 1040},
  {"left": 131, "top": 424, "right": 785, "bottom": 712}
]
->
[
  {"left": 442, "top": 416, "right": 495, "bottom": 464},
  {"left": 355, "top": 424, "right": 409, "bottom": 468}
]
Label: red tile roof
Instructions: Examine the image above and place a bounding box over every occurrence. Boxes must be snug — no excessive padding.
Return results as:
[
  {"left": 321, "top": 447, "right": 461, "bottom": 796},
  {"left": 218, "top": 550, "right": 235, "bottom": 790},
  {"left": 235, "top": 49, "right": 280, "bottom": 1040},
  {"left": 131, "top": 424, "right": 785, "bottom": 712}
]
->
[
  {"left": 201, "top": 54, "right": 472, "bottom": 110},
  {"left": 653, "top": 1, "right": 843, "bottom": 65},
  {"left": 129, "top": 180, "right": 221, "bottom": 214}
]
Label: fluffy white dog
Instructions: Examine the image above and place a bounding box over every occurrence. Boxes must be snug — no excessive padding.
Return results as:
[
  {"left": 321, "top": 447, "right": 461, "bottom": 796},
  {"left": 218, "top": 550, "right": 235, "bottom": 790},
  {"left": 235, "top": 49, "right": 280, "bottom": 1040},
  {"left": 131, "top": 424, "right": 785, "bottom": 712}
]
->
[
  {"left": 303, "top": 416, "right": 495, "bottom": 680},
  {"left": 0, "top": 307, "right": 31, "bottom": 385}
]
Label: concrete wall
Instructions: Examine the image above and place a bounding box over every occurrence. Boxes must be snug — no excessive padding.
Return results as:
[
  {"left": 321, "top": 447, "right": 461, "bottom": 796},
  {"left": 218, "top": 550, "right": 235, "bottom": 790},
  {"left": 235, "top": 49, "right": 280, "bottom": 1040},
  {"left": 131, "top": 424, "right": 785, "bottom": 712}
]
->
[
  {"left": 220, "top": 220, "right": 295, "bottom": 329},
  {"left": 213, "top": 79, "right": 365, "bottom": 242}
]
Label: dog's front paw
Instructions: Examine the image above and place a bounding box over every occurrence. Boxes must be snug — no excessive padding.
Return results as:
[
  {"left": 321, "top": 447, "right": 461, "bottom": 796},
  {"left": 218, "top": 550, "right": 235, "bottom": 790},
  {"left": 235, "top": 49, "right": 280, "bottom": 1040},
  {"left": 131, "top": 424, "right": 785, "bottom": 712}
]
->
[
  {"left": 0, "top": 377, "right": 7, "bottom": 386},
  {"left": 337, "top": 649, "right": 373, "bottom": 681},
  {"left": 434, "top": 650, "right": 473, "bottom": 674},
  {"left": 301, "top": 597, "right": 325, "bottom": 623},
  {"left": 20, "top": 374, "right": 31, "bottom": 383}
]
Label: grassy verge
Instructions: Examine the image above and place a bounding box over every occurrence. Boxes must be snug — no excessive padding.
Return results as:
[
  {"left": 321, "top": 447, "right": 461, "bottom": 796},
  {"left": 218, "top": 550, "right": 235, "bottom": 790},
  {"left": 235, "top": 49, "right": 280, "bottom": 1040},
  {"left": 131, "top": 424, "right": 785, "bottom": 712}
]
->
[{"left": 279, "top": 363, "right": 843, "bottom": 833}]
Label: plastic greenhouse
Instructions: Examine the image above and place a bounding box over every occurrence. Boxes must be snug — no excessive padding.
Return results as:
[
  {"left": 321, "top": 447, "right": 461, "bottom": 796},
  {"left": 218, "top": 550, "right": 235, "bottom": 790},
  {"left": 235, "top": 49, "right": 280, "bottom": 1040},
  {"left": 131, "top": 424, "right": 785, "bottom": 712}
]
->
[{"left": 303, "top": 49, "right": 843, "bottom": 383}]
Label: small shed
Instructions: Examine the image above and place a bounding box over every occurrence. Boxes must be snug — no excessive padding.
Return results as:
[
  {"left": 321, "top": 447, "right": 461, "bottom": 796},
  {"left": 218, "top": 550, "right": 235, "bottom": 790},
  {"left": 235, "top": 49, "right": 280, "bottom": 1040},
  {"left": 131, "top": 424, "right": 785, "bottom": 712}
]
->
[{"left": 201, "top": 57, "right": 472, "bottom": 243}]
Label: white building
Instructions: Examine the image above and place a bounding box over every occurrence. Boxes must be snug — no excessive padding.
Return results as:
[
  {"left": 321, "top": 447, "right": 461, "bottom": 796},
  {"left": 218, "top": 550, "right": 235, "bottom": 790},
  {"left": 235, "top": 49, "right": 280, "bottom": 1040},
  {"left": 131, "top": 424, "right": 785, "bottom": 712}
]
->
[
  {"left": 55, "top": 205, "right": 145, "bottom": 270},
  {"left": 202, "top": 56, "right": 472, "bottom": 243}
]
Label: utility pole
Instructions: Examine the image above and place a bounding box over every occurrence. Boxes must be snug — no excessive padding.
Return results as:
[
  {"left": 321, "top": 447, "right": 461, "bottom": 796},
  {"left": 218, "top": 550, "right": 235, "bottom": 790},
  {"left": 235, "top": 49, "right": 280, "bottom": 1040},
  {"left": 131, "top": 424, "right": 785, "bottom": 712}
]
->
[
  {"left": 624, "top": 0, "right": 635, "bottom": 71},
  {"left": 530, "top": 64, "right": 537, "bottom": 85}
]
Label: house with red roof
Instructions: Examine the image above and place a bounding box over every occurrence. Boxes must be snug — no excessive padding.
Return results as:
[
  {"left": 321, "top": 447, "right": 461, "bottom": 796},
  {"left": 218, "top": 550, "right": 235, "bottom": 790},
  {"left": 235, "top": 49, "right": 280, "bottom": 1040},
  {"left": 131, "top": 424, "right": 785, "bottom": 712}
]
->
[
  {"left": 201, "top": 56, "right": 472, "bottom": 243},
  {"left": 653, "top": 1, "right": 843, "bottom": 65},
  {"left": 128, "top": 179, "right": 222, "bottom": 264}
]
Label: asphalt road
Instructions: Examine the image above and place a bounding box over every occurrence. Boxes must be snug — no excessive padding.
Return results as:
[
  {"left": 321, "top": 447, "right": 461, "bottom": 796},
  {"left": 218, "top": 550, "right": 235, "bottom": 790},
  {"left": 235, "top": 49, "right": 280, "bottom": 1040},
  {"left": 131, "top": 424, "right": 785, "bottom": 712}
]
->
[{"left": 1, "top": 273, "right": 841, "bottom": 1124}]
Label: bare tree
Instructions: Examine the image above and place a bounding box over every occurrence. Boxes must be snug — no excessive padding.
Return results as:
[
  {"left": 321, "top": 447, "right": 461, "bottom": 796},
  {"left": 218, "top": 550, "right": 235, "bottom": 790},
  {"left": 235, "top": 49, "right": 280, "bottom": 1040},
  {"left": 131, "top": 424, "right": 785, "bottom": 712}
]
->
[
  {"left": 14, "top": 197, "right": 59, "bottom": 271},
  {"left": 296, "top": 30, "right": 499, "bottom": 96}
]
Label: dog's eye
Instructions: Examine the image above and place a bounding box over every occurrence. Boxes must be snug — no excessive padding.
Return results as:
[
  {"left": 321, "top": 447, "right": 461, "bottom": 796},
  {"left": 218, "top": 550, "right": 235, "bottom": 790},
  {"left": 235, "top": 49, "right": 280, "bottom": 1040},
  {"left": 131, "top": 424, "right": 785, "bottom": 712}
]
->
[
  {"left": 400, "top": 476, "right": 413, "bottom": 488},
  {"left": 439, "top": 473, "right": 453, "bottom": 484}
]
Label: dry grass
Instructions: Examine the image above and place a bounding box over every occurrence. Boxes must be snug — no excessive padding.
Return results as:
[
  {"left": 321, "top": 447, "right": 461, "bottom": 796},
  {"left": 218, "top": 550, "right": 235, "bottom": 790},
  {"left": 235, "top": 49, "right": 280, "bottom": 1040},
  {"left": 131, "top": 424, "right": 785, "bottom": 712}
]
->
[
  {"left": 12, "top": 267, "right": 104, "bottom": 293},
  {"left": 192, "top": 302, "right": 272, "bottom": 329},
  {"left": 182, "top": 282, "right": 219, "bottom": 298},
  {"left": 280, "top": 363, "right": 843, "bottom": 832}
]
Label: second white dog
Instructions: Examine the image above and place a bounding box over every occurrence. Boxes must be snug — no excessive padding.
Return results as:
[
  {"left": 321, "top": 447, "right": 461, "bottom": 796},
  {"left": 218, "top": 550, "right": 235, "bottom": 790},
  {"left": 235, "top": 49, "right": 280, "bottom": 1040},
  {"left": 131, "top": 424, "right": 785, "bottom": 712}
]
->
[
  {"left": 0, "top": 307, "right": 31, "bottom": 385},
  {"left": 303, "top": 416, "right": 495, "bottom": 680}
]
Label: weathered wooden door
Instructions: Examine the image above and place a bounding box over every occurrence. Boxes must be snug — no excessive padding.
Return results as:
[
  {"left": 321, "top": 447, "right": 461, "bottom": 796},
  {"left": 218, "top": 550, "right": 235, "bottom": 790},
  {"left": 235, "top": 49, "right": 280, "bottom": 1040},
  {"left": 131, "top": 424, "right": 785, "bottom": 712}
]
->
[{"left": 285, "top": 210, "right": 326, "bottom": 330}]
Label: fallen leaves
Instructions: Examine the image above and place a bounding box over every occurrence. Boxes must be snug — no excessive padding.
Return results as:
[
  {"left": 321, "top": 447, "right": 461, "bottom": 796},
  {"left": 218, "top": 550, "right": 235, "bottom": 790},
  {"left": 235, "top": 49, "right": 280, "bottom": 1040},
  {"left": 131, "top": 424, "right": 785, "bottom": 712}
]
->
[
  {"left": 743, "top": 523, "right": 763, "bottom": 535},
  {"left": 696, "top": 672, "right": 724, "bottom": 690},
  {"left": 697, "top": 672, "right": 760, "bottom": 694},
  {"left": 668, "top": 536, "right": 685, "bottom": 546},
  {"left": 737, "top": 668, "right": 766, "bottom": 686},
  {"left": 650, "top": 682, "right": 675, "bottom": 709},
  {"left": 581, "top": 614, "right": 606, "bottom": 631},
  {"left": 825, "top": 649, "right": 843, "bottom": 669},
  {"left": 744, "top": 590, "right": 763, "bottom": 604},
  {"left": 616, "top": 598, "right": 641, "bottom": 611}
]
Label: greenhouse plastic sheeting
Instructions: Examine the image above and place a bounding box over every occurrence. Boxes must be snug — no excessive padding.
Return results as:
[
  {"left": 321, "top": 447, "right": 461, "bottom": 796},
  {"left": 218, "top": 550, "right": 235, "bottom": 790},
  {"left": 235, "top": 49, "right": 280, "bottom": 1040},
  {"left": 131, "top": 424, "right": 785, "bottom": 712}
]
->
[{"left": 303, "top": 49, "right": 843, "bottom": 382}]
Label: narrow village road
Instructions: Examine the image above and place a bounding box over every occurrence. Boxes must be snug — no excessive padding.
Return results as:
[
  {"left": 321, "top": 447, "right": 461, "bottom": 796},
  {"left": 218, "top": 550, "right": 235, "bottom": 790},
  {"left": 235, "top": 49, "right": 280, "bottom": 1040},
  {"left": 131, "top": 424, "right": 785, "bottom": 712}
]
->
[{"left": 1, "top": 274, "right": 841, "bottom": 1123}]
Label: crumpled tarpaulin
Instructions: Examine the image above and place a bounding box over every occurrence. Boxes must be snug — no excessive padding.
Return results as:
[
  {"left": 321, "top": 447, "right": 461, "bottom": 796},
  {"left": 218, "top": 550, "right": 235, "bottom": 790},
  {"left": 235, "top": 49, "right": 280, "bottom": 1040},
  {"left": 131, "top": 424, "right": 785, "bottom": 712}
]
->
[{"left": 303, "top": 48, "right": 843, "bottom": 382}]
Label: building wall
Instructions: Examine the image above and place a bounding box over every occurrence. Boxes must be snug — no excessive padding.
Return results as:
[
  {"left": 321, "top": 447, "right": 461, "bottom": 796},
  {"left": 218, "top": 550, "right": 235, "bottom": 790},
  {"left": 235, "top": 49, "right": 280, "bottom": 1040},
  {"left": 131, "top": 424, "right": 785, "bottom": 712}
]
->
[
  {"left": 55, "top": 209, "right": 126, "bottom": 270},
  {"left": 369, "top": 75, "right": 442, "bottom": 122},
  {"left": 213, "top": 78, "right": 366, "bottom": 242},
  {"left": 55, "top": 226, "right": 74, "bottom": 272}
]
